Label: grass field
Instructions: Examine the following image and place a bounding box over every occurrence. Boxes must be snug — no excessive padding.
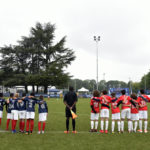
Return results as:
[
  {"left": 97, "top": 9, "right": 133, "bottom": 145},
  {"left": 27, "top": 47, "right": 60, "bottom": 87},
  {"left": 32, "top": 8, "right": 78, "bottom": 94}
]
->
[{"left": 0, "top": 98, "right": 150, "bottom": 150}]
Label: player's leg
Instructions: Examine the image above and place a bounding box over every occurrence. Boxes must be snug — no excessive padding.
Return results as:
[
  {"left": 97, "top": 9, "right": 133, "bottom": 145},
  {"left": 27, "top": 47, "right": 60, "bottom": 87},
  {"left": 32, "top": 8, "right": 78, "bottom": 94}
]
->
[
  {"left": 143, "top": 111, "right": 148, "bottom": 133},
  {"left": 94, "top": 113, "right": 99, "bottom": 132},
  {"left": 6, "top": 113, "right": 12, "bottom": 130},
  {"left": 30, "top": 112, "right": 35, "bottom": 134},
  {"left": 64, "top": 107, "right": 71, "bottom": 133},
  {"left": 117, "top": 113, "right": 121, "bottom": 133},
  {"left": 12, "top": 110, "right": 18, "bottom": 133},
  {"left": 127, "top": 109, "right": 131, "bottom": 133},
  {"left": 121, "top": 109, "right": 125, "bottom": 133},
  {"left": 25, "top": 112, "right": 30, "bottom": 134},
  {"left": 100, "top": 109, "right": 104, "bottom": 133},
  {"left": 138, "top": 111, "right": 143, "bottom": 133},
  {"left": 90, "top": 113, "right": 94, "bottom": 132},
  {"left": 0, "top": 111, "right": 3, "bottom": 126}
]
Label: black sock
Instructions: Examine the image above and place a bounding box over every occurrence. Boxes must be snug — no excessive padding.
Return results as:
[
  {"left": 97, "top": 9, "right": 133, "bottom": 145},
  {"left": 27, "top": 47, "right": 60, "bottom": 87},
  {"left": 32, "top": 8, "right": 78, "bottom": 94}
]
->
[
  {"left": 66, "top": 118, "right": 69, "bottom": 131},
  {"left": 72, "top": 119, "right": 75, "bottom": 131}
]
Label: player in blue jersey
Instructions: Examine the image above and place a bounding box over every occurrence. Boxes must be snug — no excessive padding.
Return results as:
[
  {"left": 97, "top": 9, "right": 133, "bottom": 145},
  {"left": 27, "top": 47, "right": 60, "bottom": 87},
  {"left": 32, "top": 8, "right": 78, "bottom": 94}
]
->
[
  {"left": 0, "top": 93, "right": 6, "bottom": 127},
  {"left": 6, "top": 93, "right": 13, "bottom": 130},
  {"left": 23, "top": 93, "right": 41, "bottom": 134},
  {"left": 18, "top": 93, "right": 27, "bottom": 133},
  {"left": 8, "top": 93, "right": 22, "bottom": 133},
  {"left": 37, "top": 95, "right": 48, "bottom": 134}
]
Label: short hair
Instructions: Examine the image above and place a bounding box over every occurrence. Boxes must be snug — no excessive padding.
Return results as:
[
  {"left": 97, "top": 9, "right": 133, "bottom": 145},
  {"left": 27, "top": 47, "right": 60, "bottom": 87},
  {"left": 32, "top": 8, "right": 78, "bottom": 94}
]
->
[
  {"left": 0, "top": 93, "right": 3, "bottom": 97},
  {"left": 140, "top": 89, "right": 145, "bottom": 94},
  {"left": 30, "top": 92, "right": 35, "bottom": 96},
  {"left": 69, "top": 86, "right": 74, "bottom": 92},
  {"left": 10, "top": 93, "right": 14, "bottom": 97},
  {"left": 22, "top": 93, "right": 26, "bottom": 97},
  {"left": 121, "top": 90, "right": 126, "bottom": 95},
  {"left": 131, "top": 93, "right": 137, "bottom": 100},
  {"left": 15, "top": 93, "right": 19, "bottom": 98},
  {"left": 93, "top": 90, "right": 100, "bottom": 97},
  {"left": 111, "top": 92, "right": 116, "bottom": 97},
  {"left": 39, "top": 95, "right": 44, "bottom": 100},
  {"left": 102, "top": 90, "right": 108, "bottom": 95}
]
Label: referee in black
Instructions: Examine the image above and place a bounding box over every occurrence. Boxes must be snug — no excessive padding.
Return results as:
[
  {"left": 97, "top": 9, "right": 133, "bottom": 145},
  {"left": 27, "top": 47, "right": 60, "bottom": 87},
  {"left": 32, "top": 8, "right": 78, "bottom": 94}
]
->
[{"left": 63, "top": 86, "right": 78, "bottom": 133}]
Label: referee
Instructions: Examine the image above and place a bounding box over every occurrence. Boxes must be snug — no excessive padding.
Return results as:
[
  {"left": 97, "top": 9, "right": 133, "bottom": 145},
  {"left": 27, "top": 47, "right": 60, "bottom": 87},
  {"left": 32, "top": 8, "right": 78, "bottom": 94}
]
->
[{"left": 63, "top": 86, "right": 78, "bottom": 133}]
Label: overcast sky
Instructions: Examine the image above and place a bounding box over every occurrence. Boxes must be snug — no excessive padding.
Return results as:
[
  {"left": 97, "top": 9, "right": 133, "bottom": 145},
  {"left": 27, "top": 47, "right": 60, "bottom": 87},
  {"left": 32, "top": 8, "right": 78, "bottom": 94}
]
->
[{"left": 1, "top": 0, "right": 150, "bottom": 83}]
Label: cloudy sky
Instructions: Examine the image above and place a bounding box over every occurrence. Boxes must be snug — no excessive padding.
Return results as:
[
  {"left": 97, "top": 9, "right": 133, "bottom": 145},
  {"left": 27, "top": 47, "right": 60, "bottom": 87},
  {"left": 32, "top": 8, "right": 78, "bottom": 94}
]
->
[{"left": 1, "top": 0, "right": 150, "bottom": 83}]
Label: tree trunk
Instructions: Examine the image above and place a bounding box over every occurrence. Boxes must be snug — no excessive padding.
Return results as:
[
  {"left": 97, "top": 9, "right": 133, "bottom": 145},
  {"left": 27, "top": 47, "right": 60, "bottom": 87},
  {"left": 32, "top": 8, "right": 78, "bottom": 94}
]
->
[
  {"left": 44, "top": 86, "right": 47, "bottom": 94},
  {"left": 32, "top": 85, "right": 35, "bottom": 93},
  {"left": 25, "top": 85, "right": 28, "bottom": 93},
  {"left": 36, "top": 85, "right": 39, "bottom": 93}
]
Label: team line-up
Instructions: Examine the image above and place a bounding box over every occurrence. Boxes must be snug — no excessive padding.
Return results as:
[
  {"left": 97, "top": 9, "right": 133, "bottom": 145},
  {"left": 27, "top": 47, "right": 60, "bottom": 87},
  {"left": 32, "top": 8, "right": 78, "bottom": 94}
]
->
[
  {"left": 0, "top": 93, "right": 48, "bottom": 134},
  {"left": 89, "top": 89, "right": 150, "bottom": 134}
]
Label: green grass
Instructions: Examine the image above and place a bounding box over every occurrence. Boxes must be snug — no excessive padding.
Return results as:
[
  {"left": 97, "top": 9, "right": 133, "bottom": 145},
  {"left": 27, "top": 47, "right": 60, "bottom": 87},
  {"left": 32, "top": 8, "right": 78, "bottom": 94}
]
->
[{"left": 0, "top": 98, "right": 150, "bottom": 150}]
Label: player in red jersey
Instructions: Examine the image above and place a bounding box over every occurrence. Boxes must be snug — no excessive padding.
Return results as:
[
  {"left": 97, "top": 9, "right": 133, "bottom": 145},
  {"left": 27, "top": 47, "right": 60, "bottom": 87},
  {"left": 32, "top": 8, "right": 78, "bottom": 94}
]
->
[
  {"left": 90, "top": 90, "right": 101, "bottom": 132},
  {"left": 117, "top": 90, "right": 132, "bottom": 133},
  {"left": 137, "top": 89, "right": 150, "bottom": 133},
  {"left": 130, "top": 93, "right": 140, "bottom": 133},
  {"left": 110, "top": 93, "right": 120, "bottom": 133},
  {"left": 99, "top": 90, "right": 111, "bottom": 133}
]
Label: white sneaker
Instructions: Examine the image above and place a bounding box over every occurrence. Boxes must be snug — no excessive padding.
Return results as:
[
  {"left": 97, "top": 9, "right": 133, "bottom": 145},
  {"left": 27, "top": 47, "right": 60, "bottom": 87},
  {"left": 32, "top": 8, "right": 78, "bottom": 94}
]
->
[
  {"left": 37, "top": 131, "right": 41, "bottom": 134},
  {"left": 42, "top": 131, "right": 44, "bottom": 134}
]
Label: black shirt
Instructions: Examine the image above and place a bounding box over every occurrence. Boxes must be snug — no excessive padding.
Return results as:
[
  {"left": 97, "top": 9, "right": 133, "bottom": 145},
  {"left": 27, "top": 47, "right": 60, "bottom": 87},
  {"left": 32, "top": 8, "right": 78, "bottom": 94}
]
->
[{"left": 63, "top": 91, "right": 78, "bottom": 106}]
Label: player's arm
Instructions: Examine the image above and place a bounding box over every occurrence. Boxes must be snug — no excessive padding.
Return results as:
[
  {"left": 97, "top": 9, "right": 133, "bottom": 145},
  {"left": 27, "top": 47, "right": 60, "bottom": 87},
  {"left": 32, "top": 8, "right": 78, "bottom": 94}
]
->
[
  {"left": 139, "top": 95, "right": 149, "bottom": 102},
  {"left": 70, "top": 101, "right": 77, "bottom": 110},
  {"left": 64, "top": 101, "right": 70, "bottom": 109}
]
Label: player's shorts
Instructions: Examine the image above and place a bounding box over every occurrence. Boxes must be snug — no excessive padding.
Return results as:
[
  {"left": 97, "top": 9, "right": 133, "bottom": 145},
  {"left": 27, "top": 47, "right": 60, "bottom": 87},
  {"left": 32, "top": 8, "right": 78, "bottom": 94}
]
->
[
  {"left": 65, "top": 107, "right": 76, "bottom": 118},
  {"left": 100, "top": 109, "right": 109, "bottom": 118},
  {"left": 19, "top": 111, "right": 26, "bottom": 119},
  {"left": 39, "top": 113, "right": 47, "bottom": 121},
  {"left": 139, "top": 111, "right": 148, "bottom": 119},
  {"left": 11, "top": 110, "right": 19, "bottom": 120},
  {"left": 7, "top": 113, "right": 12, "bottom": 119},
  {"left": 112, "top": 113, "right": 120, "bottom": 120},
  {"left": 131, "top": 113, "right": 139, "bottom": 121},
  {"left": 121, "top": 108, "right": 131, "bottom": 119},
  {"left": 91, "top": 113, "right": 99, "bottom": 120},
  {"left": 0, "top": 110, "right": 3, "bottom": 118},
  {"left": 26, "top": 112, "right": 35, "bottom": 119}
]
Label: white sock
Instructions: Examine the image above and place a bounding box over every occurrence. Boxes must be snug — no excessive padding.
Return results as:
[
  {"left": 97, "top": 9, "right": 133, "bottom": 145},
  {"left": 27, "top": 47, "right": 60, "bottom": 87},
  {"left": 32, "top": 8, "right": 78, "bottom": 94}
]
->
[
  {"left": 128, "top": 120, "right": 132, "bottom": 131},
  {"left": 105, "top": 120, "right": 109, "bottom": 130},
  {"left": 112, "top": 121, "right": 115, "bottom": 132},
  {"left": 101, "top": 120, "right": 104, "bottom": 130},
  {"left": 121, "top": 121, "right": 124, "bottom": 131},
  {"left": 139, "top": 120, "right": 142, "bottom": 130},
  {"left": 144, "top": 121, "right": 148, "bottom": 130},
  {"left": 131, "top": 121, "right": 133, "bottom": 131},
  {"left": 134, "top": 121, "right": 138, "bottom": 131},
  {"left": 95, "top": 121, "right": 98, "bottom": 129},
  {"left": 117, "top": 121, "right": 120, "bottom": 132},
  {"left": 91, "top": 121, "right": 94, "bottom": 129}
]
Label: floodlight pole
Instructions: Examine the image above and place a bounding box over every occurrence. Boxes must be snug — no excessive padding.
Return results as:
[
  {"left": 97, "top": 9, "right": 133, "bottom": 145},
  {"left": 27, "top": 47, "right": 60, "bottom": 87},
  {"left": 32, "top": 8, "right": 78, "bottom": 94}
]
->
[{"left": 94, "top": 36, "right": 100, "bottom": 90}]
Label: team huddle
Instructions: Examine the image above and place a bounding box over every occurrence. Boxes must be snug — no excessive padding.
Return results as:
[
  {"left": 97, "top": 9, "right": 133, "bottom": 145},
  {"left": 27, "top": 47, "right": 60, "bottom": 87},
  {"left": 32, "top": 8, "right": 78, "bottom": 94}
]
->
[
  {"left": 0, "top": 93, "right": 48, "bottom": 134},
  {"left": 90, "top": 89, "right": 150, "bottom": 133}
]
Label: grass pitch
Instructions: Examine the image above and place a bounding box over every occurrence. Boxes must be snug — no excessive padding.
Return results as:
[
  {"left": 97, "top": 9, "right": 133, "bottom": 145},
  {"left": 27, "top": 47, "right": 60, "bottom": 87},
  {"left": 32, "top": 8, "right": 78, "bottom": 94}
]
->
[{"left": 0, "top": 98, "right": 150, "bottom": 150}]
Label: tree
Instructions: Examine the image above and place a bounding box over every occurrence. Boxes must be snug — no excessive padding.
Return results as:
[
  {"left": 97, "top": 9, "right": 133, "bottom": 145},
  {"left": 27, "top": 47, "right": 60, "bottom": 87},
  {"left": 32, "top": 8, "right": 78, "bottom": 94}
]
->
[{"left": 0, "top": 22, "right": 76, "bottom": 93}]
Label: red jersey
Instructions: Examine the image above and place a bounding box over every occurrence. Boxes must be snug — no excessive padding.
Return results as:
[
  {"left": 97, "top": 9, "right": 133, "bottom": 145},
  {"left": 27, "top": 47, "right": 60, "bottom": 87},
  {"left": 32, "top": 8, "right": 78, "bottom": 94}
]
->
[
  {"left": 131, "top": 99, "right": 140, "bottom": 114},
  {"left": 118, "top": 95, "right": 131, "bottom": 110},
  {"left": 111, "top": 98, "right": 120, "bottom": 114},
  {"left": 100, "top": 95, "right": 111, "bottom": 110},
  {"left": 90, "top": 97, "right": 100, "bottom": 113},
  {"left": 138, "top": 94, "right": 150, "bottom": 111}
]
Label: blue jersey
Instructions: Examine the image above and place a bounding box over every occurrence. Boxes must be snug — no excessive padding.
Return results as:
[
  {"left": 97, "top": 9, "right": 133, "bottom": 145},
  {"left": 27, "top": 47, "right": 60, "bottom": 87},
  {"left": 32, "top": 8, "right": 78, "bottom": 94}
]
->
[
  {"left": 18, "top": 100, "right": 26, "bottom": 111},
  {"left": 38, "top": 101, "right": 48, "bottom": 113},
  {"left": 10, "top": 98, "right": 20, "bottom": 111},
  {"left": 24, "top": 97, "right": 40, "bottom": 112},
  {"left": 6, "top": 98, "right": 13, "bottom": 113},
  {"left": 0, "top": 98, "right": 6, "bottom": 111}
]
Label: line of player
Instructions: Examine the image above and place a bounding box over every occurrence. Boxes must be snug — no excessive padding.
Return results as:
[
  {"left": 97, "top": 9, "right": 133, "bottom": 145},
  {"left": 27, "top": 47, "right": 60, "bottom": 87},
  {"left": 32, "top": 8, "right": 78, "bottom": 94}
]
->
[
  {"left": 0, "top": 92, "right": 48, "bottom": 134},
  {"left": 90, "top": 89, "right": 150, "bottom": 133}
]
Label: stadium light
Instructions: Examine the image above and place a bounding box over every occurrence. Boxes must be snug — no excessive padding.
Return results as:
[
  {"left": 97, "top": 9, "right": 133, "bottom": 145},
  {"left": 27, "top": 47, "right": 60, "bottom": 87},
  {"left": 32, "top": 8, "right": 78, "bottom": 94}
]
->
[{"left": 93, "top": 36, "right": 100, "bottom": 90}]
